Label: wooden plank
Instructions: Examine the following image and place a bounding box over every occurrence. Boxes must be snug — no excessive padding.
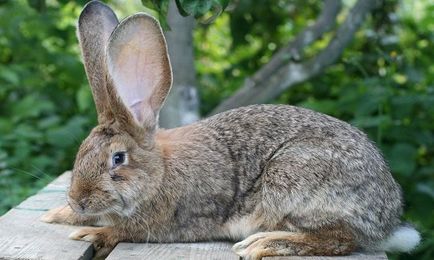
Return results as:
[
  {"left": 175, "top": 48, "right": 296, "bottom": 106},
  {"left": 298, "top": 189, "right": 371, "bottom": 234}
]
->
[
  {"left": 0, "top": 171, "right": 93, "bottom": 260},
  {"left": 263, "top": 252, "right": 388, "bottom": 259},
  {"left": 108, "top": 242, "right": 386, "bottom": 260},
  {"left": 107, "top": 242, "right": 239, "bottom": 260},
  {"left": 14, "top": 171, "right": 71, "bottom": 211}
]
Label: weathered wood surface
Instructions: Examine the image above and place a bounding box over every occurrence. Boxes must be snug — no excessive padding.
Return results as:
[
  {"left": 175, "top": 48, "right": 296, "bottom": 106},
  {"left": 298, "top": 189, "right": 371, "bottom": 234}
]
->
[
  {"left": 107, "top": 242, "right": 238, "bottom": 260},
  {"left": 262, "top": 251, "right": 388, "bottom": 260},
  {"left": 0, "top": 171, "right": 93, "bottom": 260},
  {"left": 108, "top": 242, "right": 387, "bottom": 260},
  {"left": 0, "top": 171, "right": 388, "bottom": 260}
]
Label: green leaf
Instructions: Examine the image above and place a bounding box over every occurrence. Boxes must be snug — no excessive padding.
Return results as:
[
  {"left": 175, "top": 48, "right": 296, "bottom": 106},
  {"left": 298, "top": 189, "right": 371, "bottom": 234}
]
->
[
  {"left": 176, "top": 0, "right": 213, "bottom": 17},
  {"left": 141, "top": 0, "right": 153, "bottom": 7},
  {"left": 76, "top": 85, "right": 92, "bottom": 112},
  {"left": 300, "top": 99, "right": 338, "bottom": 115},
  {"left": 350, "top": 115, "right": 392, "bottom": 128},
  {"left": 37, "top": 116, "right": 60, "bottom": 130},
  {"left": 216, "top": 0, "right": 230, "bottom": 9},
  {"left": 141, "top": 0, "right": 171, "bottom": 30},
  {"left": 14, "top": 124, "right": 43, "bottom": 140},
  {"left": 46, "top": 116, "right": 88, "bottom": 148},
  {"left": 11, "top": 96, "right": 55, "bottom": 121},
  {"left": 0, "top": 118, "right": 13, "bottom": 134},
  {"left": 175, "top": 0, "right": 190, "bottom": 16},
  {"left": 157, "top": 0, "right": 171, "bottom": 31},
  {"left": 27, "top": 0, "right": 46, "bottom": 12},
  {"left": 388, "top": 143, "right": 417, "bottom": 176},
  {"left": 417, "top": 183, "right": 434, "bottom": 200},
  {"left": 0, "top": 68, "right": 19, "bottom": 85}
]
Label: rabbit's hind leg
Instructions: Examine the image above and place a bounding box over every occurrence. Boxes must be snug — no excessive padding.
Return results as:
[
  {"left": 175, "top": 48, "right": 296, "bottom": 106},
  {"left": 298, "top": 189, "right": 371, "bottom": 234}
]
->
[
  {"left": 232, "top": 143, "right": 356, "bottom": 259},
  {"left": 232, "top": 229, "right": 355, "bottom": 260}
]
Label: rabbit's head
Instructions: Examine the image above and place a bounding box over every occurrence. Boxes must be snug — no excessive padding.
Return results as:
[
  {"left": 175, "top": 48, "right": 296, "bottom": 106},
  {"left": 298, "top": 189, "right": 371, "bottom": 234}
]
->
[{"left": 67, "top": 1, "right": 172, "bottom": 217}]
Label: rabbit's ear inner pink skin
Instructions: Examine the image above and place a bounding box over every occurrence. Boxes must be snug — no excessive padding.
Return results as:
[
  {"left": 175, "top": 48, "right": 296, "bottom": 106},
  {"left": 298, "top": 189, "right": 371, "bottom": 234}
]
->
[
  {"left": 77, "top": 0, "right": 119, "bottom": 123},
  {"left": 106, "top": 13, "right": 172, "bottom": 132}
]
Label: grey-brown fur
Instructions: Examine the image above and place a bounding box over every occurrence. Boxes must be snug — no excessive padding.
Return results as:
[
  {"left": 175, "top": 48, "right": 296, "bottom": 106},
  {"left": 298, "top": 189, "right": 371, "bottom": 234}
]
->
[
  {"left": 41, "top": 1, "right": 416, "bottom": 259},
  {"left": 130, "top": 104, "right": 402, "bottom": 247}
]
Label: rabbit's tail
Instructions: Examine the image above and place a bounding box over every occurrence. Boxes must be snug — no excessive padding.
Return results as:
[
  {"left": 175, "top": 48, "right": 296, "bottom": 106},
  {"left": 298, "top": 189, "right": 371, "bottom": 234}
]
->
[{"left": 377, "top": 224, "right": 421, "bottom": 252}]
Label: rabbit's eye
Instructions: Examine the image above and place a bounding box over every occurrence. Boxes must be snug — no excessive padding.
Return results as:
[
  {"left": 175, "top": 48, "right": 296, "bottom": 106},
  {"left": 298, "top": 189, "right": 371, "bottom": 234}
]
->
[{"left": 112, "top": 152, "right": 126, "bottom": 167}]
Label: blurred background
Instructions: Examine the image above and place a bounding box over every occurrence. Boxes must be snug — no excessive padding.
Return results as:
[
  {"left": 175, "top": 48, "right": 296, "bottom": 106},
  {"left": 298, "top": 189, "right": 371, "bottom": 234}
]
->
[{"left": 0, "top": 0, "right": 432, "bottom": 259}]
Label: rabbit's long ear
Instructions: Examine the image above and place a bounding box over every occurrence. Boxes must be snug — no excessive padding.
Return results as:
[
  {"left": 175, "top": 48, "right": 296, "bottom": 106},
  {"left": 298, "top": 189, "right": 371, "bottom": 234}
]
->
[
  {"left": 78, "top": 1, "right": 118, "bottom": 123},
  {"left": 106, "top": 14, "right": 172, "bottom": 131}
]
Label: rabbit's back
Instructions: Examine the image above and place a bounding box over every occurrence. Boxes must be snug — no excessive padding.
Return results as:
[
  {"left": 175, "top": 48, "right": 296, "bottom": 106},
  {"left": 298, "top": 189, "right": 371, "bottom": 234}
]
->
[{"left": 161, "top": 104, "right": 402, "bottom": 249}]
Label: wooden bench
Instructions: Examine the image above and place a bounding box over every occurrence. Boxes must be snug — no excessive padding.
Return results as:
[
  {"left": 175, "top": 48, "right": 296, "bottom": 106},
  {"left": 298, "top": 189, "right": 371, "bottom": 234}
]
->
[{"left": 0, "top": 171, "right": 388, "bottom": 259}]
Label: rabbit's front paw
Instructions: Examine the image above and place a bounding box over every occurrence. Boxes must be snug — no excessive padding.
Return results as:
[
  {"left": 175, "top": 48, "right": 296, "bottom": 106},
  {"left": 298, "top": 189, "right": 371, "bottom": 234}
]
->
[
  {"left": 41, "top": 205, "right": 78, "bottom": 225},
  {"left": 69, "top": 227, "right": 118, "bottom": 258},
  {"left": 41, "top": 205, "right": 97, "bottom": 226}
]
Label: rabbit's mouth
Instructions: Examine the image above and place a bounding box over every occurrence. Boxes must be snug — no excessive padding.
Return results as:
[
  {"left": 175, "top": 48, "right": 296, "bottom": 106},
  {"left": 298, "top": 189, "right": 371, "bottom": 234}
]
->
[{"left": 67, "top": 195, "right": 124, "bottom": 217}]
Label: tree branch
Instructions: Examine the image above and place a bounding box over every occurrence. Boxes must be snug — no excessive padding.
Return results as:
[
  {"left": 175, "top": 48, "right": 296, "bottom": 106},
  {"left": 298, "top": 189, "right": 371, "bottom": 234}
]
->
[
  {"left": 210, "top": 0, "right": 381, "bottom": 115},
  {"left": 160, "top": 0, "right": 200, "bottom": 128}
]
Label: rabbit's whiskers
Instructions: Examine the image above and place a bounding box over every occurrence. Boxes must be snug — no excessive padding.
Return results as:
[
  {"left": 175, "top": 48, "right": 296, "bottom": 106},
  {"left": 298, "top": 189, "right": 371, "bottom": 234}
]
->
[
  {"left": 31, "top": 164, "right": 55, "bottom": 180},
  {"left": 12, "top": 167, "right": 44, "bottom": 180}
]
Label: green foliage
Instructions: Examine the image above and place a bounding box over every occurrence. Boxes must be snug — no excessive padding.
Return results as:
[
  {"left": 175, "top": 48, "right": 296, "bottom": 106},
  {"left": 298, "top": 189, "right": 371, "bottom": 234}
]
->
[
  {"left": 141, "top": 0, "right": 171, "bottom": 29},
  {"left": 175, "top": 0, "right": 229, "bottom": 18},
  {"left": 195, "top": 0, "right": 321, "bottom": 113},
  {"left": 0, "top": 0, "right": 96, "bottom": 213},
  {"left": 142, "top": 0, "right": 229, "bottom": 29}
]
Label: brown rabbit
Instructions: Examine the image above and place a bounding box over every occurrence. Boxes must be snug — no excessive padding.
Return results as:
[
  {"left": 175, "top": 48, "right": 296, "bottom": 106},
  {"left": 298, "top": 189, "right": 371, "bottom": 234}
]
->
[{"left": 42, "top": 1, "right": 420, "bottom": 259}]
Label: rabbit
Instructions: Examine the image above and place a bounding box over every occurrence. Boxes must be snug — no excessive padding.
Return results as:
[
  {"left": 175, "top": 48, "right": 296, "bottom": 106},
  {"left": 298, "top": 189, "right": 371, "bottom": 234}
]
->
[{"left": 41, "top": 1, "right": 421, "bottom": 259}]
